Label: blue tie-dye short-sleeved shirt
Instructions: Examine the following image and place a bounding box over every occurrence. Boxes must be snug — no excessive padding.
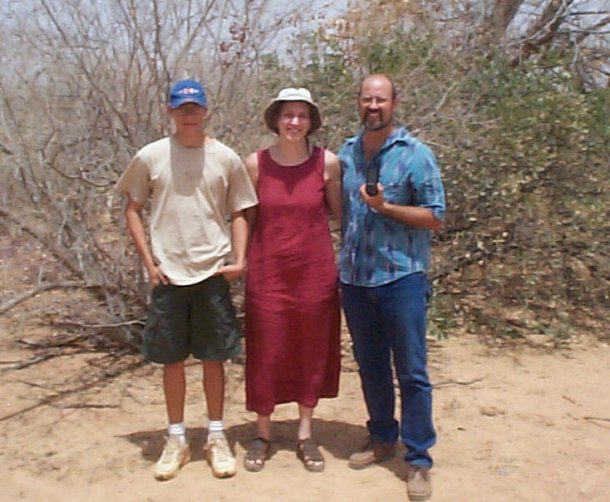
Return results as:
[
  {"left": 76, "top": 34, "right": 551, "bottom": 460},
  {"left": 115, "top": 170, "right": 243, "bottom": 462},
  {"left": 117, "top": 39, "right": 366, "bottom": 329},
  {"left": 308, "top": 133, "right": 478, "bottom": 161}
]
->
[{"left": 339, "top": 127, "right": 446, "bottom": 287}]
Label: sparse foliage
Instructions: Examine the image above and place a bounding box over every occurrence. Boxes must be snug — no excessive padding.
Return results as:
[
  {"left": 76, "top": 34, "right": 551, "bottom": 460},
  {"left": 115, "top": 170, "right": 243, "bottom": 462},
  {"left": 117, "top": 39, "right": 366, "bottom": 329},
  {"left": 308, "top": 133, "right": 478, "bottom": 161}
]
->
[{"left": 1, "top": 0, "right": 608, "bottom": 354}]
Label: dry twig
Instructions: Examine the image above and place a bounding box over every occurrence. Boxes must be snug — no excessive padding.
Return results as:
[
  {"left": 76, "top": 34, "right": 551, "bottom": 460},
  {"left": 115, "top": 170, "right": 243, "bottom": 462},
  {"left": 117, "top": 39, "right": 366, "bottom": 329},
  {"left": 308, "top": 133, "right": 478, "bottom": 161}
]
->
[
  {"left": 0, "top": 281, "right": 99, "bottom": 315},
  {"left": 583, "top": 416, "right": 610, "bottom": 429},
  {"left": 0, "top": 356, "right": 143, "bottom": 422},
  {"left": 434, "top": 377, "right": 484, "bottom": 389}
]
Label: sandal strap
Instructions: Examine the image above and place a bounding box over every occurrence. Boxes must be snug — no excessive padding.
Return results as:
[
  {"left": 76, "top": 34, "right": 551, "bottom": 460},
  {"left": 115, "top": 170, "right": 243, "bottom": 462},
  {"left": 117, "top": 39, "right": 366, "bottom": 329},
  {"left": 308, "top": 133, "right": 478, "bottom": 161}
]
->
[
  {"left": 246, "top": 437, "right": 270, "bottom": 459},
  {"left": 297, "top": 437, "right": 324, "bottom": 462}
]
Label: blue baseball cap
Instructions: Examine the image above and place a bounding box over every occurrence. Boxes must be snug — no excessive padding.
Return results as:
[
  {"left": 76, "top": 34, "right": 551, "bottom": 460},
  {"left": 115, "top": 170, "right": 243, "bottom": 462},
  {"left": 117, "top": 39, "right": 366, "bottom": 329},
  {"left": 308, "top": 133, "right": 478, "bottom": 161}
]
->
[{"left": 169, "top": 79, "right": 208, "bottom": 109}]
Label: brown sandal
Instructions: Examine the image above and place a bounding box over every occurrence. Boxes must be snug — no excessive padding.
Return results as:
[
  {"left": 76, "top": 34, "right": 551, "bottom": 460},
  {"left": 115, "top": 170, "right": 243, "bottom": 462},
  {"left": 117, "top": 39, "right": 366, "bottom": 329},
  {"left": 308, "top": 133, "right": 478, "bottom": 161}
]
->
[
  {"left": 296, "top": 438, "right": 325, "bottom": 473},
  {"left": 244, "top": 437, "right": 271, "bottom": 472}
]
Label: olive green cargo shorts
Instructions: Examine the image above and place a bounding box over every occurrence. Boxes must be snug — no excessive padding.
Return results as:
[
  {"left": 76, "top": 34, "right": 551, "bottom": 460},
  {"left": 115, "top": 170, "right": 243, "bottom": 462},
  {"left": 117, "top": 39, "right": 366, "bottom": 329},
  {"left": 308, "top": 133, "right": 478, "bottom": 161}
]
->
[{"left": 142, "top": 275, "right": 242, "bottom": 364}]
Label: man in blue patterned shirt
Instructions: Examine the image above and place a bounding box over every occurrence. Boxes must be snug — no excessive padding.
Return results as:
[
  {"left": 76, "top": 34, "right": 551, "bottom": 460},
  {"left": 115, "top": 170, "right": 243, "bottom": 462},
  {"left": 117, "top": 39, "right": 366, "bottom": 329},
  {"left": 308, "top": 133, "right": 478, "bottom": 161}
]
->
[{"left": 339, "top": 74, "right": 445, "bottom": 502}]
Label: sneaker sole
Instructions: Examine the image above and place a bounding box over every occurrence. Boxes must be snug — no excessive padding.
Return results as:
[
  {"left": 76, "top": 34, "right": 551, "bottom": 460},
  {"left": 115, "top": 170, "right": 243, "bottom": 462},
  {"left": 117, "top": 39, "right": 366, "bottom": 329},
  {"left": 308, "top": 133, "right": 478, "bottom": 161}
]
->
[
  {"left": 207, "top": 451, "right": 236, "bottom": 479},
  {"left": 154, "top": 450, "right": 191, "bottom": 481},
  {"left": 407, "top": 492, "right": 431, "bottom": 502},
  {"left": 208, "top": 458, "right": 236, "bottom": 478},
  {"left": 348, "top": 452, "right": 395, "bottom": 470}
]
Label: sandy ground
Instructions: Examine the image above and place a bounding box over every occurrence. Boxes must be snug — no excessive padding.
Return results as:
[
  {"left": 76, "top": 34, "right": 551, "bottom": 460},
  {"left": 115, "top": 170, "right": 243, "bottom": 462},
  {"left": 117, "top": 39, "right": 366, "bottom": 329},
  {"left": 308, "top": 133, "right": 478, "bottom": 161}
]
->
[{"left": 1, "top": 323, "right": 609, "bottom": 502}]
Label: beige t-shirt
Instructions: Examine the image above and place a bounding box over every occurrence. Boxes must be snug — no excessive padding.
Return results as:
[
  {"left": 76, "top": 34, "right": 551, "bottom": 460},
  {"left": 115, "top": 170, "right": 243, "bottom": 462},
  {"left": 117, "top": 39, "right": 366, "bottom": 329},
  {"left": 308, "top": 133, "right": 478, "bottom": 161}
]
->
[{"left": 115, "top": 136, "right": 258, "bottom": 285}]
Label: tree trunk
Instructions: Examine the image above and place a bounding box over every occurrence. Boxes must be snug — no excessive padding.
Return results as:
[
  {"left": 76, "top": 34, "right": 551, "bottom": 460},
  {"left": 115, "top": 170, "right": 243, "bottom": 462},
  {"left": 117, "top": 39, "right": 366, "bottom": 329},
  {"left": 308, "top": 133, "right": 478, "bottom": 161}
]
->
[{"left": 490, "top": 0, "right": 524, "bottom": 38}]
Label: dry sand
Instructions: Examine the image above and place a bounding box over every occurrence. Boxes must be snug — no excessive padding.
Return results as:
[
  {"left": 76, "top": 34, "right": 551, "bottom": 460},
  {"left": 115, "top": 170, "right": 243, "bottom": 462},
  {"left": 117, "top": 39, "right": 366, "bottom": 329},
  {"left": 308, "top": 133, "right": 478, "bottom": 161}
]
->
[{"left": 1, "top": 323, "right": 609, "bottom": 502}]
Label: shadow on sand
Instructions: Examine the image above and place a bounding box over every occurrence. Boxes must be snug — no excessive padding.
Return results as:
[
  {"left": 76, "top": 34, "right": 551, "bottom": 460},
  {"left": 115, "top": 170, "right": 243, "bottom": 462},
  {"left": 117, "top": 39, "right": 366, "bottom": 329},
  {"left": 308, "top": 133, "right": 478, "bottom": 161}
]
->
[{"left": 121, "top": 418, "right": 408, "bottom": 480}]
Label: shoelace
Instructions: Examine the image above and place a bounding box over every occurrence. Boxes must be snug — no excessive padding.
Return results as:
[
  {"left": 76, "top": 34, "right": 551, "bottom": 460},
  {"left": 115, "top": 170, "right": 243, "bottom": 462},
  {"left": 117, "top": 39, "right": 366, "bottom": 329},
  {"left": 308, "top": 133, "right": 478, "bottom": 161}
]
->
[
  {"left": 159, "top": 440, "right": 182, "bottom": 465},
  {"left": 209, "top": 436, "right": 233, "bottom": 462}
]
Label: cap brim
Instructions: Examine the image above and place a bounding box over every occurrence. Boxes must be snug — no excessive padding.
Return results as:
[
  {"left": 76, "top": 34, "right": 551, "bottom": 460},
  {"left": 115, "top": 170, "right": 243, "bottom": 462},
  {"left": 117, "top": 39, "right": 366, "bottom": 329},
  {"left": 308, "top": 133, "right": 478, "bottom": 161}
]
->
[{"left": 170, "top": 97, "right": 207, "bottom": 109}]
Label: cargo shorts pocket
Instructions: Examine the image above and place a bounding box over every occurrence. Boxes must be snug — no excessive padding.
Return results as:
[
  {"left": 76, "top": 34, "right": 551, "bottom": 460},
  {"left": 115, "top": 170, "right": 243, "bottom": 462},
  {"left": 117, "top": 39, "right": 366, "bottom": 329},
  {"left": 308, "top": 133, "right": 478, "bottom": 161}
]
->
[{"left": 141, "top": 285, "right": 188, "bottom": 364}]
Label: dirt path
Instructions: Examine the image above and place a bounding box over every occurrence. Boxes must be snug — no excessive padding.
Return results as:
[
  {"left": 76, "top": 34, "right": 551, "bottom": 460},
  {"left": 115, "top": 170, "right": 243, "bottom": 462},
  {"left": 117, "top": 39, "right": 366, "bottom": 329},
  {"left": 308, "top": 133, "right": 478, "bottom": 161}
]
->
[{"left": 1, "top": 327, "right": 609, "bottom": 501}]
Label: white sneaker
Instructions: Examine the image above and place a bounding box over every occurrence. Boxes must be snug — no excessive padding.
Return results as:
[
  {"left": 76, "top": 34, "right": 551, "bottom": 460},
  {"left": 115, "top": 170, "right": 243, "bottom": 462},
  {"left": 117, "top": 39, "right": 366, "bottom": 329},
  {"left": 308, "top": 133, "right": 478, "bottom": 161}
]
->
[
  {"left": 154, "top": 436, "right": 190, "bottom": 481},
  {"left": 205, "top": 432, "right": 236, "bottom": 478}
]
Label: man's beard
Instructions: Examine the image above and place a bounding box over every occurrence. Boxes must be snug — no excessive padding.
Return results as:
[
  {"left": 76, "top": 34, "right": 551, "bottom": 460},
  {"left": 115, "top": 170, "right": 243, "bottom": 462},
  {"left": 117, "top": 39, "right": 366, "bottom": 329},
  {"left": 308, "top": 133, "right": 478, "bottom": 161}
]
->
[{"left": 363, "top": 111, "right": 392, "bottom": 131}]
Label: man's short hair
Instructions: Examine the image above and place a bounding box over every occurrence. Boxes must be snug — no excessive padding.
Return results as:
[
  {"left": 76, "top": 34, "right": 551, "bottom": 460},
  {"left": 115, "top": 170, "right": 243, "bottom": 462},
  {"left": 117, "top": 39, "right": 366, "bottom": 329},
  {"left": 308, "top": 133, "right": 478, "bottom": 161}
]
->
[{"left": 358, "top": 74, "right": 397, "bottom": 100}]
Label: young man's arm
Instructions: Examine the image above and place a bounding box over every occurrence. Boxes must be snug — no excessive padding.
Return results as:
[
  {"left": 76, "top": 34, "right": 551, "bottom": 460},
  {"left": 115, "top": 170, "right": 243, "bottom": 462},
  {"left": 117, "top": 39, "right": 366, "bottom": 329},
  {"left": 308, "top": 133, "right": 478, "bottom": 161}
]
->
[
  {"left": 125, "top": 196, "right": 169, "bottom": 287},
  {"left": 243, "top": 152, "right": 259, "bottom": 232},
  {"left": 216, "top": 209, "right": 250, "bottom": 282}
]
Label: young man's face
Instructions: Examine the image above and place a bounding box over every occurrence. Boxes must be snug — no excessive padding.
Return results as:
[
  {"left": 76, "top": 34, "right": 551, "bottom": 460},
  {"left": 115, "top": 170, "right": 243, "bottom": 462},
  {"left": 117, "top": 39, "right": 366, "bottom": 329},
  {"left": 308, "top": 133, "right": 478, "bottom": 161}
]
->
[
  {"left": 358, "top": 76, "right": 396, "bottom": 132},
  {"left": 169, "top": 102, "right": 207, "bottom": 132}
]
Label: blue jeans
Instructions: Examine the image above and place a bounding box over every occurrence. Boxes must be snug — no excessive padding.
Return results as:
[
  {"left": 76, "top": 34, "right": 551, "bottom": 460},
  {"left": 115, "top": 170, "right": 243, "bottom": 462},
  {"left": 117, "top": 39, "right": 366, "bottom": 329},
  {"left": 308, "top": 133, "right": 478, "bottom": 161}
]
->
[{"left": 341, "top": 273, "right": 435, "bottom": 468}]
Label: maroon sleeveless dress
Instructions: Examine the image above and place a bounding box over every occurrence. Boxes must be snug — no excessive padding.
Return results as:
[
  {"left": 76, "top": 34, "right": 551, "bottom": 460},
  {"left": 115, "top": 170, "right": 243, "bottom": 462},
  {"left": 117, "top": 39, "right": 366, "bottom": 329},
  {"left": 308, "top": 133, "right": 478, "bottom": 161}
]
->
[{"left": 245, "top": 146, "right": 341, "bottom": 415}]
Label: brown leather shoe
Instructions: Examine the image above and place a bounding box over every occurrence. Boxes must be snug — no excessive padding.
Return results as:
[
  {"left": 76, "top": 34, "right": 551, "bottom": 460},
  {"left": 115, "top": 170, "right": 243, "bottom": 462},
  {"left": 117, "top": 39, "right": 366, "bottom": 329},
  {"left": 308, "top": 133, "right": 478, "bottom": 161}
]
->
[
  {"left": 348, "top": 440, "right": 396, "bottom": 470},
  {"left": 406, "top": 464, "right": 431, "bottom": 501}
]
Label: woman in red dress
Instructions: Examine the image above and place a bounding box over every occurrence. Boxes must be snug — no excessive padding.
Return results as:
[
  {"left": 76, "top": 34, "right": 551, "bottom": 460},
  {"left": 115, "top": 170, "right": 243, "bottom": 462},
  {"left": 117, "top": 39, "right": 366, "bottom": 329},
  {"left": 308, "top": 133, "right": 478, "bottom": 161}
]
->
[{"left": 244, "top": 88, "right": 341, "bottom": 472}]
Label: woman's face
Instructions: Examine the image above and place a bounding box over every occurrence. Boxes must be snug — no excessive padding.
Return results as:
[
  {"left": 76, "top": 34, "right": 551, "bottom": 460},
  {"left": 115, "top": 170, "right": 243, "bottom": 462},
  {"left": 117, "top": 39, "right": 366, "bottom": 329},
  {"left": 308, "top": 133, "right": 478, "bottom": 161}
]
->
[{"left": 277, "top": 101, "right": 311, "bottom": 141}]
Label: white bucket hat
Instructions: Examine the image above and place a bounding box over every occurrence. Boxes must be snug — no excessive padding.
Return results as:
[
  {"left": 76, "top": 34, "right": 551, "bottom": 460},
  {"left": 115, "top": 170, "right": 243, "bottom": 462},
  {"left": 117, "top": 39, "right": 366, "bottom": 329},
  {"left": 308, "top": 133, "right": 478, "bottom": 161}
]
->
[{"left": 264, "top": 87, "right": 322, "bottom": 134}]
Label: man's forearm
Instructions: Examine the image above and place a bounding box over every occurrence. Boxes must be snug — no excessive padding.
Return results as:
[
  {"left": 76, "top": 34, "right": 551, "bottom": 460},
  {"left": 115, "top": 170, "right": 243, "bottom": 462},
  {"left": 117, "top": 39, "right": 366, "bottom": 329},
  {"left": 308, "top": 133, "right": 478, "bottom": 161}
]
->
[
  {"left": 377, "top": 203, "right": 442, "bottom": 231},
  {"left": 360, "top": 184, "right": 442, "bottom": 231}
]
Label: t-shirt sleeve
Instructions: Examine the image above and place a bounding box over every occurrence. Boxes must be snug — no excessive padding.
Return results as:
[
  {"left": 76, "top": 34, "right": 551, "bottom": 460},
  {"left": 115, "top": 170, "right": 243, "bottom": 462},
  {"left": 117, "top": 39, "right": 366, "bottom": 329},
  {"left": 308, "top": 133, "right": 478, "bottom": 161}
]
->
[
  {"left": 114, "top": 155, "right": 150, "bottom": 205},
  {"left": 226, "top": 155, "right": 258, "bottom": 213},
  {"left": 412, "top": 144, "right": 446, "bottom": 221}
]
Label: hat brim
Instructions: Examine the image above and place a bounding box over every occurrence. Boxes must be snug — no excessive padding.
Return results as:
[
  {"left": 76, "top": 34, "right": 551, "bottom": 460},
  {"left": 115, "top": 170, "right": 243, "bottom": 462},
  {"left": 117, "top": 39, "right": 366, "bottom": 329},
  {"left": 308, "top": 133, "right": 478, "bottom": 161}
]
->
[{"left": 170, "top": 97, "right": 207, "bottom": 109}]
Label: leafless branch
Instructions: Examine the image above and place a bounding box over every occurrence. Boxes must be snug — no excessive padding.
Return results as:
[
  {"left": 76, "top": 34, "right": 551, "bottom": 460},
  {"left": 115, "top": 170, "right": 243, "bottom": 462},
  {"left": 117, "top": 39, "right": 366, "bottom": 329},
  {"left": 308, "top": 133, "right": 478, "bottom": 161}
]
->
[
  {"left": 0, "top": 281, "right": 98, "bottom": 315},
  {"left": 0, "top": 355, "right": 143, "bottom": 422},
  {"left": 54, "top": 319, "right": 146, "bottom": 330}
]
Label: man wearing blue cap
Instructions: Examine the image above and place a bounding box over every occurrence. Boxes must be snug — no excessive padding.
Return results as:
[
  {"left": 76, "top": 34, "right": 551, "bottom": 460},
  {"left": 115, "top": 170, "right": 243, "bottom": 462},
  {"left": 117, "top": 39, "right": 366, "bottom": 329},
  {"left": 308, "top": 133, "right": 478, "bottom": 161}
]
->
[{"left": 115, "top": 79, "right": 258, "bottom": 480}]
